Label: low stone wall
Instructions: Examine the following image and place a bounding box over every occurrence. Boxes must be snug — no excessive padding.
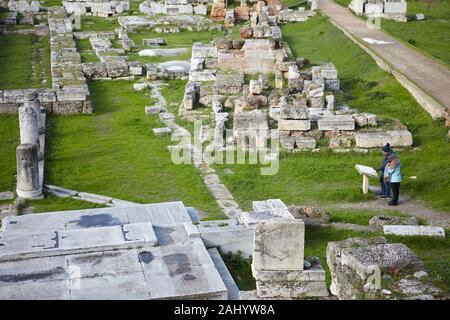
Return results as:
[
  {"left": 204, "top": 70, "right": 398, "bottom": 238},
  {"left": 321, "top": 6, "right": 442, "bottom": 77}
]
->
[{"left": 0, "top": 89, "right": 92, "bottom": 114}]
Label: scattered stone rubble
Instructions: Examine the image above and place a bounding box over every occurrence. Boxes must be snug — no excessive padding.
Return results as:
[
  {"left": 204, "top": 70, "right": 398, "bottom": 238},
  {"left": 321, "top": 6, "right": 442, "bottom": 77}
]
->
[
  {"left": 179, "top": 3, "right": 413, "bottom": 152},
  {"left": 326, "top": 237, "right": 442, "bottom": 299},
  {"left": 349, "top": 0, "right": 407, "bottom": 22}
]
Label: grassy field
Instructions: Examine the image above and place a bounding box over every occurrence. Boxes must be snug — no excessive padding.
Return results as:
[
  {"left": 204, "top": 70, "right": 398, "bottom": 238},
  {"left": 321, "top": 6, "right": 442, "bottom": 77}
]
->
[
  {"left": 333, "top": 0, "right": 450, "bottom": 65},
  {"left": 213, "top": 14, "right": 450, "bottom": 213},
  {"left": 42, "top": 80, "right": 223, "bottom": 218},
  {"left": 0, "top": 34, "right": 51, "bottom": 89},
  {"left": 0, "top": 115, "right": 19, "bottom": 193}
]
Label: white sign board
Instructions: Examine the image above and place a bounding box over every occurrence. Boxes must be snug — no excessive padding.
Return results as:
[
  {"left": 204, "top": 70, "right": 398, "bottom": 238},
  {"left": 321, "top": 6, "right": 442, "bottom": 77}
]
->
[{"left": 355, "top": 164, "right": 378, "bottom": 177}]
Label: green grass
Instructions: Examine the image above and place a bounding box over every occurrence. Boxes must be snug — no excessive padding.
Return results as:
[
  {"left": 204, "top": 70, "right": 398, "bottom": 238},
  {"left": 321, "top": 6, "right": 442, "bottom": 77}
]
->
[
  {"left": 333, "top": 0, "right": 450, "bottom": 65},
  {"left": 329, "top": 208, "right": 419, "bottom": 225},
  {"left": 0, "top": 115, "right": 19, "bottom": 193},
  {"left": 0, "top": 34, "right": 51, "bottom": 89},
  {"left": 25, "top": 194, "right": 107, "bottom": 213},
  {"left": 128, "top": 28, "right": 225, "bottom": 65},
  {"left": 75, "top": 16, "right": 119, "bottom": 33},
  {"left": 43, "top": 80, "right": 223, "bottom": 218},
  {"left": 220, "top": 249, "right": 256, "bottom": 290},
  {"left": 213, "top": 14, "right": 450, "bottom": 213},
  {"left": 75, "top": 38, "right": 98, "bottom": 63}
]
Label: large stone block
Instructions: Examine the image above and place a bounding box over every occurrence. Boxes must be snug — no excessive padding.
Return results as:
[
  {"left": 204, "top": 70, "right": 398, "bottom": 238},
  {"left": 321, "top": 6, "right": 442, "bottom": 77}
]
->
[
  {"left": 354, "top": 130, "right": 413, "bottom": 148},
  {"left": 278, "top": 119, "right": 311, "bottom": 131},
  {"left": 383, "top": 225, "right": 445, "bottom": 237},
  {"left": 318, "top": 115, "right": 355, "bottom": 131},
  {"left": 280, "top": 103, "right": 309, "bottom": 120},
  {"left": 326, "top": 237, "right": 428, "bottom": 299},
  {"left": 253, "top": 219, "right": 305, "bottom": 271}
]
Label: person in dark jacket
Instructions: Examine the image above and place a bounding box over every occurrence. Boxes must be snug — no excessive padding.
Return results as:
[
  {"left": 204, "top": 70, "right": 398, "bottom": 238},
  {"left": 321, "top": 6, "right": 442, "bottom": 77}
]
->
[{"left": 375, "top": 143, "right": 397, "bottom": 198}]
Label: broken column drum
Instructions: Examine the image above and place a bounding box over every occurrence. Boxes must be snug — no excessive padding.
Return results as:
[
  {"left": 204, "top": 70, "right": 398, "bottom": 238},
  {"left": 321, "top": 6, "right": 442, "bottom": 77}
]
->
[
  {"left": 25, "top": 91, "right": 44, "bottom": 134},
  {"left": 18, "top": 104, "right": 39, "bottom": 149},
  {"left": 16, "top": 143, "right": 42, "bottom": 198}
]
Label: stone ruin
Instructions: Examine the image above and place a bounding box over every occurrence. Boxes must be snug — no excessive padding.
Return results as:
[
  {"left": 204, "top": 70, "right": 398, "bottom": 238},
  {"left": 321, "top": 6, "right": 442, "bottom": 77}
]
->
[
  {"left": 326, "top": 237, "right": 443, "bottom": 299},
  {"left": 180, "top": 6, "right": 413, "bottom": 153},
  {"left": 16, "top": 91, "right": 45, "bottom": 199},
  {"left": 0, "top": 6, "right": 93, "bottom": 114},
  {"left": 63, "top": 0, "right": 130, "bottom": 17},
  {"left": 117, "top": 14, "right": 217, "bottom": 33},
  {"left": 7, "top": 0, "right": 41, "bottom": 13},
  {"left": 349, "top": 0, "right": 407, "bottom": 22},
  {"left": 210, "top": 0, "right": 317, "bottom": 25},
  {"left": 252, "top": 219, "right": 328, "bottom": 298},
  {"left": 2, "top": 0, "right": 43, "bottom": 25},
  {"left": 139, "top": 0, "right": 208, "bottom": 16}
]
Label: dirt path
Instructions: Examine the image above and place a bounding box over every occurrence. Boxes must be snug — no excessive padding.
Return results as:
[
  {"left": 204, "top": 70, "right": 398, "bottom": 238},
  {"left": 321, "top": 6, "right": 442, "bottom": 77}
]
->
[
  {"left": 318, "top": 0, "right": 450, "bottom": 118},
  {"left": 331, "top": 192, "right": 450, "bottom": 228}
]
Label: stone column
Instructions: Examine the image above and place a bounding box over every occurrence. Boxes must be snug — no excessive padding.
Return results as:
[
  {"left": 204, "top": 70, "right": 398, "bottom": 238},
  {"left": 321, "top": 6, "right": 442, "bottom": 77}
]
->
[
  {"left": 25, "top": 91, "right": 44, "bottom": 133},
  {"left": 16, "top": 144, "right": 42, "bottom": 198},
  {"left": 19, "top": 98, "right": 43, "bottom": 160}
]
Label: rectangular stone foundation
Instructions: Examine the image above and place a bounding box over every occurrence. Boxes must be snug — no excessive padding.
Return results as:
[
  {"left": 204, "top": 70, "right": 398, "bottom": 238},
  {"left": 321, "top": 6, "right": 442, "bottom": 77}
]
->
[{"left": 252, "top": 263, "right": 328, "bottom": 298}]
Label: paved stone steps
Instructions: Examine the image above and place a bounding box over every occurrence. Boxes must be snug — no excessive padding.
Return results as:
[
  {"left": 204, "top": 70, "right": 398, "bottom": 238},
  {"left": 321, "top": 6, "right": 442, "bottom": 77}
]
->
[
  {"left": 0, "top": 222, "right": 157, "bottom": 262},
  {"left": 0, "top": 201, "right": 192, "bottom": 235}
]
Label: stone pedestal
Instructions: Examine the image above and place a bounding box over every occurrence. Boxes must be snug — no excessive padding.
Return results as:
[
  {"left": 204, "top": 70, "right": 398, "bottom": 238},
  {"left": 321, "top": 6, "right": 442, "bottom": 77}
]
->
[
  {"left": 252, "top": 219, "right": 328, "bottom": 298},
  {"left": 16, "top": 144, "right": 42, "bottom": 198}
]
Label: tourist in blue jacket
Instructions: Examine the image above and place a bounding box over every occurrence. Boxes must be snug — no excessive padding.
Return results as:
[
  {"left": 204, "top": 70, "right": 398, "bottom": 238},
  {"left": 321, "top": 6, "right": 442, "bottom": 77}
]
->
[
  {"left": 375, "top": 143, "right": 396, "bottom": 198},
  {"left": 387, "top": 155, "right": 402, "bottom": 206}
]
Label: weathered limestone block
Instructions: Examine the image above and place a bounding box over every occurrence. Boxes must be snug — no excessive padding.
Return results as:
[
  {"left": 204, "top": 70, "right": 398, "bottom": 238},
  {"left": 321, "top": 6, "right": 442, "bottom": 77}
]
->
[
  {"left": 184, "top": 82, "right": 200, "bottom": 110},
  {"left": 251, "top": 219, "right": 328, "bottom": 298},
  {"left": 325, "top": 94, "right": 335, "bottom": 110},
  {"left": 383, "top": 225, "right": 445, "bottom": 237},
  {"left": 354, "top": 130, "right": 413, "bottom": 148},
  {"left": 325, "top": 79, "right": 340, "bottom": 91},
  {"left": 259, "top": 74, "right": 268, "bottom": 90},
  {"left": 280, "top": 135, "right": 295, "bottom": 150},
  {"left": 234, "top": 109, "right": 268, "bottom": 131},
  {"left": 295, "top": 136, "right": 316, "bottom": 149},
  {"left": 214, "top": 73, "right": 244, "bottom": 94},
  {"left": 194, "top": 4, "right": 207, "bottom": 15},
  {"left": 211, "top": 3, "right": 226, "bottom": 21},
  {"left": 288, "top": 206, "right": 330, "bottom": 224},
  {"left": 326, "top": 237, "right": 428, "bottom": 300},
  {"left": 278, "top": 119, "right": 311, "bottom": 131},
  {"left": 318, "top": 115, "right": 355, "bottom": 131},
  {"left": 105, "top": 61, "right": 130, "bottom": 78},
  {"left": 275, "top": 71, "right": 283, "bottom": 89},
  {"left": 253, "top": 219, "right": 305, "bottom": 271},
  {"left": 16, "top": 144, "right": 42, "bottom": 198},
  {"left": 146, "top": 63, "right": 158, "bottom": 80},
  {"left": 234, "top": 5, "right": 250, "bottom": 21},
  {"left": 329, "top": 136, "right": 352, "bottom": 149},
  {"left": 128, "top": 61, "right": 143, "bottom": 76},
  {"left": 82, "top": 62, "right": 108, "bottom": 79},
  {"left": 369, "top": 216, "right": 419, "bottom": 227},
  {"left": 18, "top": 104, "right": 39, "bottom": 149},
  {"left": 249, "top": 80, "right": 262, "bottom": 95},
  {"left": 280, "top": 103, "right": 309, "bottom": 120},
  {"left": 353, "top": 113, "right": 378, "bottom": 127}
]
